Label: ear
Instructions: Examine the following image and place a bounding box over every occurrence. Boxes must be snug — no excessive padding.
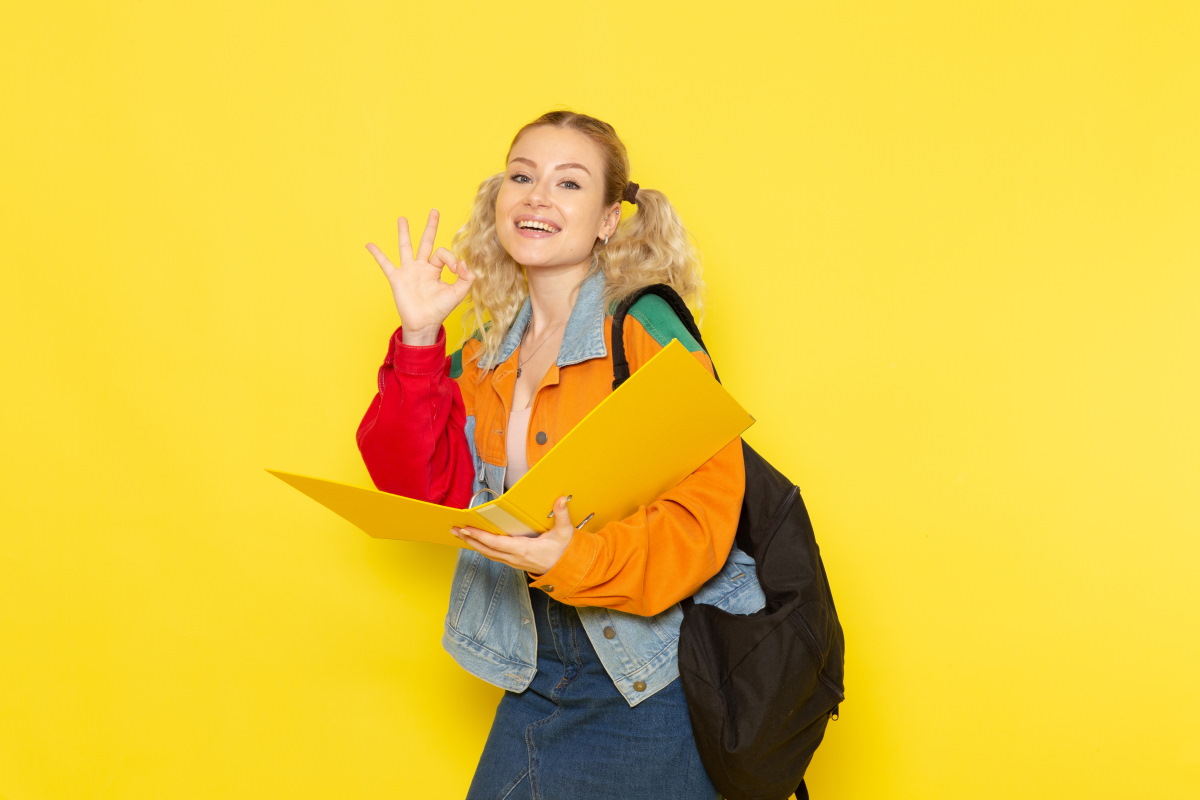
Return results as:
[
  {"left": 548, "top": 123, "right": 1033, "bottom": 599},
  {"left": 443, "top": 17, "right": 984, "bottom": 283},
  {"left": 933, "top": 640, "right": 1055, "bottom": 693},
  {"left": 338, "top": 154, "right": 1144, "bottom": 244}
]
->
[{"left": 599, "top": 202, "right": 621, "bottom": 239}]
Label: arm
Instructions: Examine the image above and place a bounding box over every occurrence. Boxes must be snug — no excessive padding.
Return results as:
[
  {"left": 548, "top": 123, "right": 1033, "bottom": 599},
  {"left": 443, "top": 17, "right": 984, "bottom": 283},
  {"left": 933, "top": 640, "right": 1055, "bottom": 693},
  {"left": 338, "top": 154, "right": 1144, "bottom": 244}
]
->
[
  {"left": 527, "top": 345, "right": 744, "bottom": 616},
  {"left": 356, "top": 326, "right": 475, "bottom": 508},
  {"left": 357, "top": 210, "right": 477, "bottom": 506}
]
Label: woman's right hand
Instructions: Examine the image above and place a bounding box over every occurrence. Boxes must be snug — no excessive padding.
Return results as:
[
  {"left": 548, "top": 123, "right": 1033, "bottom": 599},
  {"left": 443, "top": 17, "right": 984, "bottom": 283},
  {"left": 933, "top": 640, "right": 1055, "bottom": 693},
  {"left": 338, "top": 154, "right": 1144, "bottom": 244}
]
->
[{"left": 366, "top": 210, "right": 475, "bottom": 346}]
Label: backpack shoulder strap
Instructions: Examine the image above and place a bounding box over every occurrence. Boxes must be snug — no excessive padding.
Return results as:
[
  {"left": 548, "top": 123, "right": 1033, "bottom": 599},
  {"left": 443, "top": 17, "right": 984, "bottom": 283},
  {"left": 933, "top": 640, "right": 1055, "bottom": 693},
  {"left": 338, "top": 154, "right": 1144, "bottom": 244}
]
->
[{"left": 610, "top": 284, "right": 719, "bottom": 389}]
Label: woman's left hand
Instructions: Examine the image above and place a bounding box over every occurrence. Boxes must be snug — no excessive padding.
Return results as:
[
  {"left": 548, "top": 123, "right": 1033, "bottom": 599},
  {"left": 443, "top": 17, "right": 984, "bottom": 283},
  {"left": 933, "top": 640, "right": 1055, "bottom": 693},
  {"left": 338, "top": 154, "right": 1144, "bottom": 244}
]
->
[{"left": 453, "top": 495, "right": 576, "bottom": 575}]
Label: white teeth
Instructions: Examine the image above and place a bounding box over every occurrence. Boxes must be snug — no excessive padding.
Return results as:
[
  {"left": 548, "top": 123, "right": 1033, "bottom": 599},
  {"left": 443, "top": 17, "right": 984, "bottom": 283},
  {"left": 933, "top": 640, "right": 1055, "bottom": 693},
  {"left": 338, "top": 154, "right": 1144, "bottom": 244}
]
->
[{"left": 517, "top": 220, "right": 559, "bottom": 232}]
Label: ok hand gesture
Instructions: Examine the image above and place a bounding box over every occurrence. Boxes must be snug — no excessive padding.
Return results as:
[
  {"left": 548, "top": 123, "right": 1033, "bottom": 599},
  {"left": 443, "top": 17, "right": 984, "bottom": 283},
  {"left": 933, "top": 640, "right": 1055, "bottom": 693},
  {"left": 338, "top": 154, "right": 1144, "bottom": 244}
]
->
[{"left": 366, "top": 210, "right": 475, "bottom": 346}]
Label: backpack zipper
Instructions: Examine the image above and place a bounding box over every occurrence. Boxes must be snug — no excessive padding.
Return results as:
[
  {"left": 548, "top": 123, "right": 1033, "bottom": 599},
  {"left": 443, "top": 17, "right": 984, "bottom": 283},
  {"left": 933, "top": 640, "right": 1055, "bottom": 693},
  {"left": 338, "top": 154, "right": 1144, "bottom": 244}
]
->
[
  {"left": 754, "top": 484, "right": 800, "bottom": 558},
  {"left": 788, "top": 611, "right": 846, "bottom": 701}
]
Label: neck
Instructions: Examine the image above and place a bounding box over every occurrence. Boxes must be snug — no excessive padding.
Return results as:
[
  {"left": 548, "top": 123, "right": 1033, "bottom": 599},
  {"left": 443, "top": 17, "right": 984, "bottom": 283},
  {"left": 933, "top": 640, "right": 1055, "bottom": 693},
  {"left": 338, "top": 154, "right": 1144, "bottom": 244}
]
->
[{"left": 524, "top": 263, "right": 589, "bottom": 335}]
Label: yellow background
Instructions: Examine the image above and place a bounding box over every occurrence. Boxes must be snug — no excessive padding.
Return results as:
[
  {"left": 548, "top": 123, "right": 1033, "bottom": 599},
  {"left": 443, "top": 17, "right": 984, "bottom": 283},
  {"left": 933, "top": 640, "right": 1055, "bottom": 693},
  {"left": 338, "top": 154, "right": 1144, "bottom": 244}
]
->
[{"left": 2, "top": 1, "right": 1197, "bottom": 798}]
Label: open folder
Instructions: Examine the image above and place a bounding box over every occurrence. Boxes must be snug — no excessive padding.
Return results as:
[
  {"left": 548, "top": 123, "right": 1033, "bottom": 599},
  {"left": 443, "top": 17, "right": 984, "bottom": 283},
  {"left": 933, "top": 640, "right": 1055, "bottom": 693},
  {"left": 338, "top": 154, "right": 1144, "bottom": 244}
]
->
[{"left": 269, "top": 339, "right": 754, "bottom": 548}]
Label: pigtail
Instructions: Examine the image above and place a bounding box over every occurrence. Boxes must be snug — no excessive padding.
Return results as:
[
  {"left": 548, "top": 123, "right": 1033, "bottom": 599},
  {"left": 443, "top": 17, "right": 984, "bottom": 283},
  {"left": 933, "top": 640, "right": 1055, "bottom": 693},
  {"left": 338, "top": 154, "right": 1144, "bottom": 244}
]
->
[{"left": 601, "top": 188, "right": 704, "bottom": 317}]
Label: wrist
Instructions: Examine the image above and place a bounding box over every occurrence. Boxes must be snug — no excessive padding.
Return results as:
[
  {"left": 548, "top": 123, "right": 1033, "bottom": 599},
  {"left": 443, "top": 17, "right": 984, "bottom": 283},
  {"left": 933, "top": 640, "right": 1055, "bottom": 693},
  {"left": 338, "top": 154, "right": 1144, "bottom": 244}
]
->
[
  {"left": 400, "top": 326, "right": 442, "bottom": 347},
  {"left": 387, "top": 326, "right": 448, "bottom": 375}
]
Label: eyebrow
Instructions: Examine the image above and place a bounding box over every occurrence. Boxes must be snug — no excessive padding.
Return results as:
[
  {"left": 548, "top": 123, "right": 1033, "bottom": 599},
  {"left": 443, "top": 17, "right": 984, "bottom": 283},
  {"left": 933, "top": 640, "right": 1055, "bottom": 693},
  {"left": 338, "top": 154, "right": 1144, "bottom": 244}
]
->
[{"left": 508, "top": 157, "right": 592, "bottom": 175}]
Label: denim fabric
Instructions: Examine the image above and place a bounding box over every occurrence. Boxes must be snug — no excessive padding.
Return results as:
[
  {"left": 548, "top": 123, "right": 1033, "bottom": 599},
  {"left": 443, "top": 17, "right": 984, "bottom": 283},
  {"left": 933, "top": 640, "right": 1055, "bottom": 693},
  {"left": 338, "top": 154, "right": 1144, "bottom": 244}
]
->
[
  {"left": 475, "top": 272, "right": 609, "bottom": 371},
  {"left": 443, "top": 271, "right": 767, "bottom": 706},
  {"left": 465, "top": 589, "right": 721, "bottom": 800}
]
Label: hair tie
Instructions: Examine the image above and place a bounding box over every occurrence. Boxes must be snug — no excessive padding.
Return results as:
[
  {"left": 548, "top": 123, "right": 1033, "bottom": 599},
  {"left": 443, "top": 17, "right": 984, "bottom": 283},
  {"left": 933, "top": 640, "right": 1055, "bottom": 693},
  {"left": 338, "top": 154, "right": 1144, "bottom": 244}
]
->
[{"left": 623, "top": 182, "right": 640, "bottom": 204}]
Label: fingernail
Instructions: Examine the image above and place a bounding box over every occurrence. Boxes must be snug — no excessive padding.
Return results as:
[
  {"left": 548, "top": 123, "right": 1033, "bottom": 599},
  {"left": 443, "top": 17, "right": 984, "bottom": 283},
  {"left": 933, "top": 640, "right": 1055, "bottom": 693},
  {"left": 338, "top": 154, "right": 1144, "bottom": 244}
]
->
[{"left": 566, "top": 495, "right": 573, "bottom": 503}]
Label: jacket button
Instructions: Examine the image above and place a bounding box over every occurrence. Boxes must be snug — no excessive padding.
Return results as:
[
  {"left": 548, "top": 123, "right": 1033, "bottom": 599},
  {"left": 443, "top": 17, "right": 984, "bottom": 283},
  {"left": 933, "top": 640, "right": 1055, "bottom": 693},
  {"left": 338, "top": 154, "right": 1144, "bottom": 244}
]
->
[
  {"left": 542, "top": 585, "right": 554, "bottom": 593},
  {"left": 603, "top": 626, "right": 616, "bottom": 639},
  {"left": 535, "top": 431, "right": 548, "bottom": 445},
  {"left": 633, "top": 681, "right": 647, "bottom": 692}
]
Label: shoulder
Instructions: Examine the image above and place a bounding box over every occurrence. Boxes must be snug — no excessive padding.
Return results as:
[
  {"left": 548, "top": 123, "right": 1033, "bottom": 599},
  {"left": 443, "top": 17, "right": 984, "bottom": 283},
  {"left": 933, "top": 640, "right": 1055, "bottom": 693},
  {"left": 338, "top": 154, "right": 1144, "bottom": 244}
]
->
[
  {"left": 624, "top": 293, "right": 705, "bottom": 355},
  {"left": 449, "top": 330, "right": 485, "bottom": 380}
]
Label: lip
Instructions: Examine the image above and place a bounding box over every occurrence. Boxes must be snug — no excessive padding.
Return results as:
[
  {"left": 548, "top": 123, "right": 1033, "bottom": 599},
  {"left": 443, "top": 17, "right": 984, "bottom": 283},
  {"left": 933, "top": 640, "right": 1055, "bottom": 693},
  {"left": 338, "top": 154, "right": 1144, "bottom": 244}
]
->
[{"left": 513, "top": 214, "right": 561, "bottom": 238}]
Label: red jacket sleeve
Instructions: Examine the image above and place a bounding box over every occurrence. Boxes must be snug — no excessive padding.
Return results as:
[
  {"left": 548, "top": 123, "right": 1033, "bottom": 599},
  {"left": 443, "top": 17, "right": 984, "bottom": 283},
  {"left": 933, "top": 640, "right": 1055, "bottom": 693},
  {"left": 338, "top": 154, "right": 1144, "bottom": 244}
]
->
[{"left": 356, "top": 326, "right": 475, "bottom": 509}]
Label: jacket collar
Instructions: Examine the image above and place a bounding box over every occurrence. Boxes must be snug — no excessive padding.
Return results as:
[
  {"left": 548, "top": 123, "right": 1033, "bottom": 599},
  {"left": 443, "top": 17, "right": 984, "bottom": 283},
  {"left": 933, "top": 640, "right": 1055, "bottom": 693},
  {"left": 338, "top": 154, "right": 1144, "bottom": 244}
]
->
[{"left": 479, "top": 270, "right": 609, "bottom": 369}]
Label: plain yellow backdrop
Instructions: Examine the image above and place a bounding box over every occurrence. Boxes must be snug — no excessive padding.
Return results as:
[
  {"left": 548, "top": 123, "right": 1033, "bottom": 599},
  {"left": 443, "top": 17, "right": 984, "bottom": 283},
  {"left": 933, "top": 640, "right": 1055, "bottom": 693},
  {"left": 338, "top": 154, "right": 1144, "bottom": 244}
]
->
[{"left": 3, "top": 1, "right": 1198, "bottom": 798}]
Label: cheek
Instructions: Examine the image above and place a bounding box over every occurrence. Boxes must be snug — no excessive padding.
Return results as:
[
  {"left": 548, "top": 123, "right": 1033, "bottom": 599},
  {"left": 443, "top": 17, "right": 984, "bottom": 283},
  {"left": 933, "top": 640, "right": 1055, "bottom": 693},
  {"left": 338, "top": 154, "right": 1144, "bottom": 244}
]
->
[
  {"left": 566, "top": 199, "right": 601, "bottom": 232},
  {"left": 494, "top": 193, "right": 519, "bottom": 242},
  {"left": 494, "top": 185, "right": 513, "bottom": 218}
]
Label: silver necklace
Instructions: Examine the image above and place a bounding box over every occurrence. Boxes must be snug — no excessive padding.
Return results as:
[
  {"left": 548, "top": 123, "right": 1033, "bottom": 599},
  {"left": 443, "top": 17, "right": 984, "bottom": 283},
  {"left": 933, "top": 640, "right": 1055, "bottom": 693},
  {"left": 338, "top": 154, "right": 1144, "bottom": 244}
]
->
[{"left": 516, "top": 318, "right": 565, "bottom": 377}]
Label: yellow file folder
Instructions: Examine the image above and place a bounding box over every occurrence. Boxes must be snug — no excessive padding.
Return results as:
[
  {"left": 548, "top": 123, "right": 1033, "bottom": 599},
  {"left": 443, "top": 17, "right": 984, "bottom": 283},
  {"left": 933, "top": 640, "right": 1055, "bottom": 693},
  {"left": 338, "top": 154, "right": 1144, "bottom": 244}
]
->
[{"left": 269, "top": 339, "right": 754, "bottom": 547}]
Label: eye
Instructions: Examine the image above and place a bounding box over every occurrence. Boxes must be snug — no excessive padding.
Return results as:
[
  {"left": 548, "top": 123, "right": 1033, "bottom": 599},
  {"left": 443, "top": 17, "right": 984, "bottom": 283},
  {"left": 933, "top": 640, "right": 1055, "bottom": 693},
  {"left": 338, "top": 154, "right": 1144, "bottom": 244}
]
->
[
  {"left": 509, "top": 173, "right": 532, "bottom": 184},
  {"left": 560, "top": 180, "right": 581, "bottom": 190}
]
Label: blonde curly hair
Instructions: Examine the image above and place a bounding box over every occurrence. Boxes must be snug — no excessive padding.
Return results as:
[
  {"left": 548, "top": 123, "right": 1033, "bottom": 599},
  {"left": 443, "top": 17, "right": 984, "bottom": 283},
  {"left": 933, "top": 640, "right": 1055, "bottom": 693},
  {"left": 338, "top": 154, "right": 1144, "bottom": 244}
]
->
[{"left": 452, "top": 111, "right": 703, "bottom": 365}]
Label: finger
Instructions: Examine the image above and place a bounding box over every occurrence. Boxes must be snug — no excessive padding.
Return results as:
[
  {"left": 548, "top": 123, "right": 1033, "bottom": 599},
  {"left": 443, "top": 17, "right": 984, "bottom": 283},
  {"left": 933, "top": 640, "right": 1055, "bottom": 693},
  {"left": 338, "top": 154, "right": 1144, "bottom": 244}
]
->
[
  {"left": 456, "top": 528, "right": 519, "bottom": 564},
  {"left": 551, "top": 496, "right": 573, "bottom": 532},
  {"left": 365, "top": 243, "right": 396, "bottom": 274},
  {"left": 461, "top": 527, "right": 523, "bottom": 553},
  {"left": 429, "top": 246, "right": 458, "bottom": 269},
  {"left": 415, "top": 209, "right": 440, "bottom": 263},
  {"left": 451, "top": 260, "right": 475, "bottom": 303},
  {"left": 454, "top": 528, "right": 488, "bottom": 556},
  {"left": 397, "top": 217, "right": 414, "bottom": 262},
  {"left": 454, "top": 259, "right": 475, "bottom": 283}
]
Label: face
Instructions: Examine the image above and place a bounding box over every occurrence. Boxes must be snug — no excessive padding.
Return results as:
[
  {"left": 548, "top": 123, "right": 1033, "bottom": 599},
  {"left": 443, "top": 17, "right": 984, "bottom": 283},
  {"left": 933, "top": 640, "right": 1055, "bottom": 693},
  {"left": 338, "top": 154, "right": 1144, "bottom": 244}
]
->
[{"left": 495, "top": 126, "right": 620, "bottom": 276}]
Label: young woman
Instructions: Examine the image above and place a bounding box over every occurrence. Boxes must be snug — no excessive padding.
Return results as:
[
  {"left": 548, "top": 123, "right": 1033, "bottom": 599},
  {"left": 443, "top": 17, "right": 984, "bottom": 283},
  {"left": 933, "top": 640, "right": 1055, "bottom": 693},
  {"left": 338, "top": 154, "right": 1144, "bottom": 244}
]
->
[{"left": 358, "top": 111, "right": 765, "bottom": 800}]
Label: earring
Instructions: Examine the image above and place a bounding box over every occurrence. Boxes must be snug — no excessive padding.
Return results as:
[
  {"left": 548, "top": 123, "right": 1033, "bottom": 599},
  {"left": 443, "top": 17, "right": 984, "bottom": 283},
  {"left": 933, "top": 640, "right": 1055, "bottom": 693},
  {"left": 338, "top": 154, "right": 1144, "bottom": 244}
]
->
[{"left": 603, "top": 235, "right": 609, "bottom": 245}]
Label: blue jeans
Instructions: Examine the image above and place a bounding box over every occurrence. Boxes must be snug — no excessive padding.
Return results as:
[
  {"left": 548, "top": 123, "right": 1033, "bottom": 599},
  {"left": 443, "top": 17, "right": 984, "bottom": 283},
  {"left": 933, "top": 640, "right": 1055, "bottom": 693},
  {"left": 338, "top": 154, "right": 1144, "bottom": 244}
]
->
[{"left": 466, "top": 589, "right": 720, "bottom": 800}]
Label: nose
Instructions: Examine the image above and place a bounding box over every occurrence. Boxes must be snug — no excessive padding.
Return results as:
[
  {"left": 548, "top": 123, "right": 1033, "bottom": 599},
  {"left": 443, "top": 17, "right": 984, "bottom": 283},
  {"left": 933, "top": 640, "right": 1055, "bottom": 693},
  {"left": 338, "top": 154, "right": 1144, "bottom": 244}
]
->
[{"left": 523, "top": 182, "right": 550, "bottom": 208}]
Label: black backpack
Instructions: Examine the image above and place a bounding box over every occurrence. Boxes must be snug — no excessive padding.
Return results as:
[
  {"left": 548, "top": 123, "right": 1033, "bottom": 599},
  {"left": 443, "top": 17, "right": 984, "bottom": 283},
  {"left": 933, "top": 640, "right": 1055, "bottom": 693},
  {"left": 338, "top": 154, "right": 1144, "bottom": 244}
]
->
[{"left": 612, "top": 285, "right": 846, "bottom": 800}]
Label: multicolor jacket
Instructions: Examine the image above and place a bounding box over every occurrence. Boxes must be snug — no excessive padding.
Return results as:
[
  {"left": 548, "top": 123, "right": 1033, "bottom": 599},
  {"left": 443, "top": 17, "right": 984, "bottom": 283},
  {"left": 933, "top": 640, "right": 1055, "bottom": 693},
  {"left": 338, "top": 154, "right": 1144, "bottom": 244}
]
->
[{"left": 357, "top": 271, "right": 765, "bottom": 705}]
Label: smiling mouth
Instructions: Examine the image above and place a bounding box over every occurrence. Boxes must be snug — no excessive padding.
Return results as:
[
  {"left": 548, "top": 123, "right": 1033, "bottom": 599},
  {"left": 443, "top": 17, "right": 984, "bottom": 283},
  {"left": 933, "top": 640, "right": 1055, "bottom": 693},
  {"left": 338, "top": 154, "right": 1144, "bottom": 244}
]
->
[{"left": 516, "top": 220, "right": 561, "bottom": 233}]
